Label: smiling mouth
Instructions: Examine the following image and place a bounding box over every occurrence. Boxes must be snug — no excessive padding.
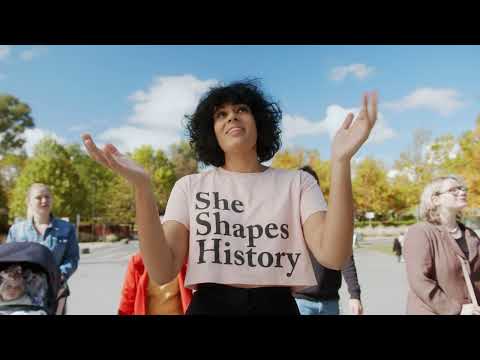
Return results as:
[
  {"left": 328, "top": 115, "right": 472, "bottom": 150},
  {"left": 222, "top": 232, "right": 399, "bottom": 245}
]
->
[{"left": 227, "top": 127, "right": 243, "bottom": 135}]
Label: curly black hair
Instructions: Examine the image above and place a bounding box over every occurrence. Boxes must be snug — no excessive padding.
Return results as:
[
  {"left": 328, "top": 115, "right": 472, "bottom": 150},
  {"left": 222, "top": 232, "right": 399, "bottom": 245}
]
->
[{"left": 185, "top": 79, "right": 282, "bottom": 167}]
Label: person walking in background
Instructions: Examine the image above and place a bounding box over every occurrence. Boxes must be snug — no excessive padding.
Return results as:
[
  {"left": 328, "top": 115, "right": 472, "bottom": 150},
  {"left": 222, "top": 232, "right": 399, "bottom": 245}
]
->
[
  {"left": 6, "top": 183, "right": 79, "bottom": 314},
  {"left": 353, "top": 231, "right": 363, "bottom": 249},
  {"left": 398, "top": 231, "right": 405, "bottom": 262},
  {"left": 293, "top": 166, "right": 363, "bottom": 315},
  {"left": 393, "top": 237, "right": 403, "bottom": 262},
  {"left": 404, "top": 175, "right": 480, "bottom": 315}
]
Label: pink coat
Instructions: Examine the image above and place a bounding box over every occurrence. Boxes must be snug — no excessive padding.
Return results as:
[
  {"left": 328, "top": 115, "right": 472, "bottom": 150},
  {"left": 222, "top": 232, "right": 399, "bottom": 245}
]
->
[{"left": 404, "top": 222, "right": 480, "bottom": 315}]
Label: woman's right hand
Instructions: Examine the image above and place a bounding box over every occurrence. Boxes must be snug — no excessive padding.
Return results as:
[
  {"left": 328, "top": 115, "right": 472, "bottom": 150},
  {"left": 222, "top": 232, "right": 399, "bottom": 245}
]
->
[{"left": 81, "top": 134, "right": 151, "bottom": 187}]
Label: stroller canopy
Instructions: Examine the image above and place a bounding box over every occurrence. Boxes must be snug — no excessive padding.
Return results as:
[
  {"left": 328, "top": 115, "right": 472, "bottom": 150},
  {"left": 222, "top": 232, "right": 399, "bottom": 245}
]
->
[{"left": 0, "top": 242, "right": 61, "bottom": 305}]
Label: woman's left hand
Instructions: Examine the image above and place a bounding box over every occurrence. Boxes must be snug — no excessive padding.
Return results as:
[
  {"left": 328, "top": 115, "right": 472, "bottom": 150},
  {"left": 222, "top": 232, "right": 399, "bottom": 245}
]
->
[{"left": 331, "top": 92, "right": 378, "bottom": 162}]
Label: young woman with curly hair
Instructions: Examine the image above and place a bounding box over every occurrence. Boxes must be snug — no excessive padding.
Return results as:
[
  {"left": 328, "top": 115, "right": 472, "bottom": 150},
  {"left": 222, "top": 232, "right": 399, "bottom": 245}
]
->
[{"left": 82, "top": 79, "right": 377, "bottom": 315}]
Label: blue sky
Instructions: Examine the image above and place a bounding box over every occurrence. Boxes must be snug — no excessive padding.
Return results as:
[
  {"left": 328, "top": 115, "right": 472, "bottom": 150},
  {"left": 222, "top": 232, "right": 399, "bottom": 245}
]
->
[{"left": 1, "top": 45, "right": 479, "bottom": 171}]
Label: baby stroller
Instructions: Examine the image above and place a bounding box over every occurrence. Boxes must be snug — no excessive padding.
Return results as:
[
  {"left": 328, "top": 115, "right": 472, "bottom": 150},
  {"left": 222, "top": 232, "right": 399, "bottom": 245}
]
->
[{"left": 0, "top": 242, "right": 64, "bottom": 315}]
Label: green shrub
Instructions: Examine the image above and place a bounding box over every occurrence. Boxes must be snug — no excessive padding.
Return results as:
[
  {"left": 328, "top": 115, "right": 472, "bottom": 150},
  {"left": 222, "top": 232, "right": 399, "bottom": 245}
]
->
[{"left": 355, "top": 219, "right": 416, "bottom": 228}]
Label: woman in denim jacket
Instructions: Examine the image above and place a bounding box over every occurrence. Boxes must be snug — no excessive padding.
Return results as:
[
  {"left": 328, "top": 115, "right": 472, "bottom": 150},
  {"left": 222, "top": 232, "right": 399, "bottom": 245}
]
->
[{"left": 6, "top": 183, "right": 80, "bottom": 313}]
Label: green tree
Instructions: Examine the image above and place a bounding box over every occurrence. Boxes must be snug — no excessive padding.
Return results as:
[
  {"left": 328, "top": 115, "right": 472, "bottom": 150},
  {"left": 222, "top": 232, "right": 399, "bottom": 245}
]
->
[
  {"left": 0, "top": 153, "right": 27, "bottom": 203},
  {"left": 306, "top": 150, "right": 331, "bottom": 201},
  {"left": 102, "top": 145, "right": 178, "bottom": 224},
  {"left": 66, "top": 143, "right": 115, "bottom": 221},
  {"left": 103, "top": 175, "right": 136, "bottom": 224},
  {"left": 427, "top": 134, "right": 460, "bottom": 175},
  {"left": 0, "top": 181, "right": 8, "bottom": 232},
  {"left": 9, "top": 138, "right": 86, "bottom": 221},
  {"left": 393, "top": 129, "right": 434, "bottom": 203},
  {"left": 271, "top": 148, "right": 305, "bottom": 169},
  {"left": 272, "top": 148, "right": 332, "bottom": 201},
  {"left": 0, "top": 181, "right": 6, "bottom": 209},
  {"left": 169, "top": 140, "right": 198, "bottom": 179},
  {"left": 0, "top": 95, "right": 35, "bottom": 156},
  {"left": 455, "top": 115, "right": 480, "bottom": 210},
  {"left": 352, "top": 157, "right": 390, "bottom": 219},
  {"left": 387, "top": 174, "right": 416, "bottom": 219},
  {"left": 132, "top": 146, "right": 177, "bottom": 212}
]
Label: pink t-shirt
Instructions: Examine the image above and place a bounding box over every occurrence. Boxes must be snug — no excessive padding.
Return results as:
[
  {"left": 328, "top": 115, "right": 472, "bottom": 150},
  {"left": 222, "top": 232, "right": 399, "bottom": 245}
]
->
[{"left": 163, "top": 167, "right": 328, "bottom": 290}]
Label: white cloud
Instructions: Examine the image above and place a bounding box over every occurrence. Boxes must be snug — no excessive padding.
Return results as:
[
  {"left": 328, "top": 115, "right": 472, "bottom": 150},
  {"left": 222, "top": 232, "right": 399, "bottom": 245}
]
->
[
  {"left": 99, "top": 126, "right": 181, "bottom": 154},
  {"left": 127, "top": 75, "right": 217, "bottom": 131},
  {"left": 100, "top": 75, "right": 394, "bottom": 155},
  {"left": 0, "top": 45, "right": 11, "bottom": 60},
  {"left": 282, "top": 114, "right": 325, "bottom": 140},
  {"left": 19, "top": 46, "right": 48, "bottom": 61},
  {"left": 282, "top": 105, "right": 395, "bottom": 145},
  {"left": 330, "top": 64, "right": 375, "bottom": 81},
  {"left": 320, "top": 105, "right": 358, "bottom": 139},
  {"left": 385, "top": 88, "right": 464, "bottom": 116},
  {"left": 99, "top": 75, "right": 218, "bottom": 153},
  {"left": 23, "top": 128, "right": 66, "bottom": 156}
]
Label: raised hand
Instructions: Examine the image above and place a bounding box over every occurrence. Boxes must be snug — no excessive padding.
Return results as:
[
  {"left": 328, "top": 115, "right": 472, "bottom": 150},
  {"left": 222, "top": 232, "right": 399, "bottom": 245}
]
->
[
  {"left": 332, "top": 92, "right": 378, "bottom": 162},
  {"left": 81, "top": 134, "right": 150, "bottom": 186}
]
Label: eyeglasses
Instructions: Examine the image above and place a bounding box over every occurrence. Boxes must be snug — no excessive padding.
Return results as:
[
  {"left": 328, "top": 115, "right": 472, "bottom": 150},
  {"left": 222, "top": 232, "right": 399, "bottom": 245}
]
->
[{"left": 435, "top": 186, "right": 468, "bottom": 196}]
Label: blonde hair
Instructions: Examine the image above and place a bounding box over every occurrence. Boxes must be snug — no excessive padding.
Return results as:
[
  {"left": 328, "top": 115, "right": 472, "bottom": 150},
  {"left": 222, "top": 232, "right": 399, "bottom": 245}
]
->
[
  {"left": 419, "top": 175, "right": 466, "bottom": 225},
  {"left": 26, "top": 183, "right": 52, "bottom": 220}
]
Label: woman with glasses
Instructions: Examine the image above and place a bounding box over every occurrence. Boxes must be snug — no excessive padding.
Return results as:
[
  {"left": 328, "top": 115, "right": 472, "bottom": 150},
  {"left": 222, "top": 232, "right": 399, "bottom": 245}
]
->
[{"left": 404, "top": 175, "right": 480, "bottom": 315}]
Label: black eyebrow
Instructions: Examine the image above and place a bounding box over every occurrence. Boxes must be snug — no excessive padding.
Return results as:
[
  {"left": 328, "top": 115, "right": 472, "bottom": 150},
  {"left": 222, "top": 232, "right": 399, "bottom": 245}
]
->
[{"left": 213, "top": 107, "right": 226, "bottom": 115}]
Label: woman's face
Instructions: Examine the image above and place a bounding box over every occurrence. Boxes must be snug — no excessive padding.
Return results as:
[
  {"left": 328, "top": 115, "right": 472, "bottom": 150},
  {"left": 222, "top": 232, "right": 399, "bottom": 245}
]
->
[
  {"left": 433, "top": 179, "right": 468, "bottom": 212},
  {"left": 213, "top": 103, "right": 258, "bottom": 157},
  {"left": 28, "top": 186, "right": 52, "bottom": 217}
]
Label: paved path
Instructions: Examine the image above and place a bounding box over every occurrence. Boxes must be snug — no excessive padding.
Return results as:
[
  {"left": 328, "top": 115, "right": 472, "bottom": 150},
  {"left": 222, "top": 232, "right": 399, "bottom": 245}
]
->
[
  {"left": 339, "top": 246, "right": 407, "bottom": 315},
  {"left": 68, "top": 241, "right": 139, "bottom": 315},
  {"left": 68, "top": 240, "right": 409, "bottom": 315}
]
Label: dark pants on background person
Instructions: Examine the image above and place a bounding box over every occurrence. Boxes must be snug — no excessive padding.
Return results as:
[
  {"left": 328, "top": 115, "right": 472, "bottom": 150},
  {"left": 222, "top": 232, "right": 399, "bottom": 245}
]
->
[{"left": 186, "top": 283, "right": 300, "bottom": 315}]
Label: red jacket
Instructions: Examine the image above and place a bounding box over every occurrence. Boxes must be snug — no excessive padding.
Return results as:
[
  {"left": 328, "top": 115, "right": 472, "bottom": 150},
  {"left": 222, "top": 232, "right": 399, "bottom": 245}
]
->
[{"left": 118, "top": 253, "right": 192, "bottom": 315}]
